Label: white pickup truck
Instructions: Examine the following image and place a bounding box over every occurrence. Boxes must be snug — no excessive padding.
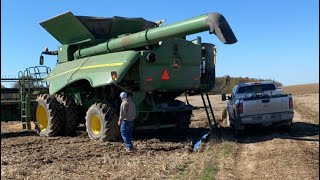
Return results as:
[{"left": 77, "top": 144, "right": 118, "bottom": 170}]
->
[{"left": 221, "top": 81, "right": 294, "bottom": 136}]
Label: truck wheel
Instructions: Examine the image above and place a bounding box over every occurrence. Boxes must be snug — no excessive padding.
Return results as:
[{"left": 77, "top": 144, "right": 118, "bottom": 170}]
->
[
  {"left": 56, "top": 94, "right": 79, "bottom": 136},
  {"left": 85, "top": 103, "right": 120, "bottom": 141},
  {"left": 283, "top": 119, "right": 292, "bottom": 131},
  {"left": 175, "top": 111, "right": 192, "bottom": 134},
  {"left": 34, "top": 94, "right": 64, "bottom": 136},
  {"left": 233, "top": 118, "right": 244, "bottom": 141},
  {"left": 234, "top": 122, "right": 240, "bottom": 140}
]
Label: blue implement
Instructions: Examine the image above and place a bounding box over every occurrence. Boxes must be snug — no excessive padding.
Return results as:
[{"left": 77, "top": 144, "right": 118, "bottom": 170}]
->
[{"left": 192, "top": 129, "right": 212, "bottom": 151}]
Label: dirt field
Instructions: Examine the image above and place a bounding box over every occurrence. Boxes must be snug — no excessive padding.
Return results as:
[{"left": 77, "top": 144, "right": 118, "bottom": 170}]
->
[{"left": 1, "top": 84, "right": 319, "bottom": 179}]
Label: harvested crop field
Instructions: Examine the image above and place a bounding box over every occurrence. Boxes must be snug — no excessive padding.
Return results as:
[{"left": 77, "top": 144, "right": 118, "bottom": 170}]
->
[
  {"left": 1, "top": 83, "right": 319, "bottom": 180},
  {"left": 282, "top": 83, "right": 319, "bottom": 95}
]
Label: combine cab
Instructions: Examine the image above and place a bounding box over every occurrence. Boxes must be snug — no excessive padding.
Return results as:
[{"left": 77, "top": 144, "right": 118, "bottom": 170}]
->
[{"left": 36, "top": 11, "right": 237, "bottom": 141}]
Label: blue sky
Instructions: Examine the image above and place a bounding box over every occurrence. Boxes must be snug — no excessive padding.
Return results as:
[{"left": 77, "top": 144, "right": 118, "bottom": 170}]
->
[{"left": 1, "top": 0, "right": 319, "bottom": 86}]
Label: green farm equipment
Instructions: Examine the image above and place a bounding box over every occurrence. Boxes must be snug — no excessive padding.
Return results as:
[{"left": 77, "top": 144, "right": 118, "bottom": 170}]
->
[
  {"left": 36, "top": 11, "right": 237, "bottom": 140},
  {"left": 1, "top": 66, "right": 51, "bottom": 129}
]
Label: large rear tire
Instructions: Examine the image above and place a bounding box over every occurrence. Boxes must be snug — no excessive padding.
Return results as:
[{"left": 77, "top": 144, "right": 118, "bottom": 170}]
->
[
  {"left": 56, "top": 94, "right": 79, "bottom": 136},
  {"left": 85, "top": 103, "right": 120, "bottom": 141},
  {"left": 176, "top": 111, "right": 192, "bottom": 134},
  {"left": 34, "top": 94, "right": 64, "bottom": 136}
]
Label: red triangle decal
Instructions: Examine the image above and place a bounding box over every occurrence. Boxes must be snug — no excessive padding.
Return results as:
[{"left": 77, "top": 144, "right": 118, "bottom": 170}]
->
[{"left": 161, "top": 69, "right": 170, "bottom": 80}]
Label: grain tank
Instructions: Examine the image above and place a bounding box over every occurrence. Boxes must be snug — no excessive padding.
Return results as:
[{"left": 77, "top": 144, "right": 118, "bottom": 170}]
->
[{"left": 36, "top": 11, "right": 237, "bottom": 141}]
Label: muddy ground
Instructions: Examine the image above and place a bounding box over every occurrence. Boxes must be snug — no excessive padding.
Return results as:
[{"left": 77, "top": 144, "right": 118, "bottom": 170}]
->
[{"left": 1, "top": 86, "right": 319, "bottom": 180}]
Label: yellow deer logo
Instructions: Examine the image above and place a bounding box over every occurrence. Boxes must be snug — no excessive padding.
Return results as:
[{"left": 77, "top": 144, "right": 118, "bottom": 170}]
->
[{"left": 171, "top": 58, "right": 181, "bottom": 70}]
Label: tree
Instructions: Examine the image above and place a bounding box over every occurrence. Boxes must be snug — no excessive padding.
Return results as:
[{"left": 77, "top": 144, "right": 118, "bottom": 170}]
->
[{"left": 211, "top": 76, "right": 283, "bottom": 94}]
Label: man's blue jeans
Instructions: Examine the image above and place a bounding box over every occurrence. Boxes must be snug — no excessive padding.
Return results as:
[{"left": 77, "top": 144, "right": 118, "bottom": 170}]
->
[{"left": 120, "top": 120, "right": 134, "bottom": 150}]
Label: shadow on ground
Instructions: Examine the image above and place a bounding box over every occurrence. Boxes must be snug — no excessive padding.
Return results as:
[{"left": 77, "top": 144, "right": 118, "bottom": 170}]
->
[
  {"left": 1, "top": 126, "right": 211, "bottom": 147},
  {"left": 133, "top": 127, "right": 211, "bottom": 143},
  {"left": 1, "top": 131, "right": 38, "bottom": 139}
]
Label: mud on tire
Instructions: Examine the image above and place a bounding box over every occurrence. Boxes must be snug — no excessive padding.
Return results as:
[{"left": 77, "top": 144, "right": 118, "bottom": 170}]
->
[
  {"left": 34, "top": 94, "right": 64, "bottom": 136},
  {"left": 85, "top": 103, "right": 120, "bottom": 141},
  {"left": 56, "top": 94, "right": 80, "bottom": 136}
]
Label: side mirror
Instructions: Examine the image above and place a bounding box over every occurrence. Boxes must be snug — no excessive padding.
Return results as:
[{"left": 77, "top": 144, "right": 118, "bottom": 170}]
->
[
  {"left": 221, "top": 93, "right": 226, "bottom": 101},
  {"left": 40, "top": 55, "right": 44, "bottom": 65}
]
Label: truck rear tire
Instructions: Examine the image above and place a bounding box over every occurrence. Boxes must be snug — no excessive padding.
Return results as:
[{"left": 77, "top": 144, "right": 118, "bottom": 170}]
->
[
  {"left": 56, "top": 94, "right": 79, "bottom": 136},
  {"left": 233, "top": 116, "right": 244, "bottom": 140},
  {"left": 85, "top": 103, "right": 120, "bottom": 141},
  {"left": 282, "top": 119, "right": 292, "bottom": 131},
  {"left": 34, "top": 94, "right": 64, "bottom": 136}
]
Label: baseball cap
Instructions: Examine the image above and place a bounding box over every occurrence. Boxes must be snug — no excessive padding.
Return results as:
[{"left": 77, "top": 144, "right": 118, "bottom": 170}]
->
[{"left": 120, "top": 92, "right": 127, "bottom": 99}]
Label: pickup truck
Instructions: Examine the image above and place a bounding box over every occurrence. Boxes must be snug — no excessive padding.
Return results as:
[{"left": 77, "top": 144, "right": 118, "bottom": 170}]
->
[{"left": 221, "top": 81, "right": 294, "bottom": 137}]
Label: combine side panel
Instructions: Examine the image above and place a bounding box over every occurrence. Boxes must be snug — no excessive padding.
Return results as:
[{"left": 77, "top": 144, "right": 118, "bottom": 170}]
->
[{"left": 45, "top": 51, "right": 140, "bottom": 95}]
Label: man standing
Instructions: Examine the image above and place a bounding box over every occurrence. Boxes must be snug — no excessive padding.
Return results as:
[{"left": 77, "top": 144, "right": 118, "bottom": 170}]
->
[{"left": 118, "top": 92, "right": 136, "bottom": 152}]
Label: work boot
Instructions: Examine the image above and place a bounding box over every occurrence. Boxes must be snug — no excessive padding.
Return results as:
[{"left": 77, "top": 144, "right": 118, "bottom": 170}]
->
[{"left": 125, "top": 148, "right": 134, "bottom": 153}]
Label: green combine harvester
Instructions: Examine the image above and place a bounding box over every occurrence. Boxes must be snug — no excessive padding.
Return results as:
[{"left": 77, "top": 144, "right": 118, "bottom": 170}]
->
[{"left": 33, "top": 11, "right": 237, "bottom": 141}]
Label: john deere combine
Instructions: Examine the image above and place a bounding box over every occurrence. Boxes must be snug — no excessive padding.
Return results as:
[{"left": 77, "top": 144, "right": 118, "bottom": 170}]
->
[{"left": 37, "top": 11, "right": 237, "bottom": 141}]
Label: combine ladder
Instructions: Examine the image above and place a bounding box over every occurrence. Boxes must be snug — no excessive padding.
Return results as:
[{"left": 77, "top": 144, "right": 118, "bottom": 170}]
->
[
  {"left": 200, "top": 92, "right": 217, "bottom": 130},
  {"left": 18, "top": 66, "right": 51, "bottom": 130},
  {"left": 18, "top": 70, "right": 32, "bottom": 130},
  {"left": 192, "top": 92, "right": 219, "bottom": 151}
]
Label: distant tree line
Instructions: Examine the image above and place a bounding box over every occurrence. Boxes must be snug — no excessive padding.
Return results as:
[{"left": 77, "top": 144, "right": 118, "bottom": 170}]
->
[{"left": 211, "top": 76, "right": 283, "bottom": 94}]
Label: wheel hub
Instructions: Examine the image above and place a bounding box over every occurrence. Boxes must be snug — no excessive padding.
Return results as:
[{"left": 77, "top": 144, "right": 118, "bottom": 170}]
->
[
  {"left": 90, "top": 115, "right": 101, "bottom": 135},
  {"left": 36, "top": 105, "right": 48, "bottom": 131}
]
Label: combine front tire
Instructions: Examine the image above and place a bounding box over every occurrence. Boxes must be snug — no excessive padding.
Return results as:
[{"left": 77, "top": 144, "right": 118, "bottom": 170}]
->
[
  {"left": 34, "top": 94, "right": 64, "bottom": 136},
  {"left": 85, "top": 103, "right": 119, "bottom": 141},
  {"left": 56, "top": 94, "right": 79, "bottom": 136}
]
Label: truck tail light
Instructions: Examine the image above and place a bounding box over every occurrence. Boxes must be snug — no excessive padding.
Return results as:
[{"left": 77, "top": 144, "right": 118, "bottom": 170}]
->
[
  {"left": 289, "top": 97, "right": 293, "bottom": 109},
  {"left": 237, "top": 102, "right": 243, "bottom": 114}
]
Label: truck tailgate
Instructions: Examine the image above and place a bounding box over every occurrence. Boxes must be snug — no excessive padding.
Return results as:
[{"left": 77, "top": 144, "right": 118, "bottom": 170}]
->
[{"left": 243, "top": 96, "right": 290, "bottom": 116}]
